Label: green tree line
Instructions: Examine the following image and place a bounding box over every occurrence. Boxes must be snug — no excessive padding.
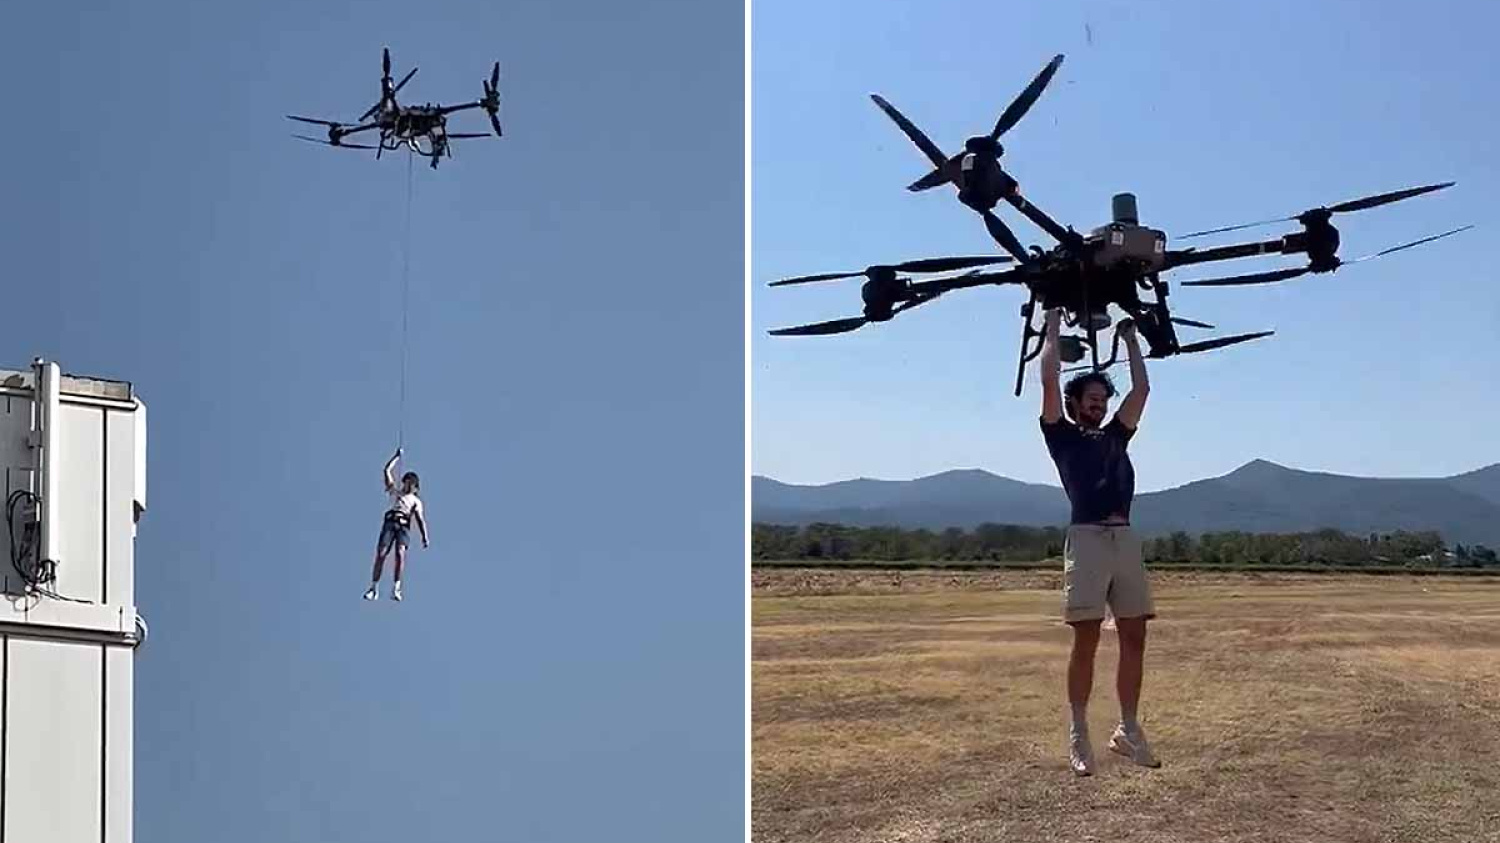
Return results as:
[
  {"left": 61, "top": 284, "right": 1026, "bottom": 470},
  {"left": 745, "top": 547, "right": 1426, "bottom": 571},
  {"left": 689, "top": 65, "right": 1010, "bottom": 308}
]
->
[{"left": 752, "top": 522, "right": 1500, "bottom": 569}]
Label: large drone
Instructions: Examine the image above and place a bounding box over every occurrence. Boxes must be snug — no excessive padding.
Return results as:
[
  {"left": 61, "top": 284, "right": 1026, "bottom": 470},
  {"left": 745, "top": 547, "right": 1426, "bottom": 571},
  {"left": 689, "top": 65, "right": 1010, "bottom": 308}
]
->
[
  {"left": 288, "top": 47, "right": 502, "bottom": 169},
  {"left": 770, "top": 54, "right": 1472, "bottom": 396}
]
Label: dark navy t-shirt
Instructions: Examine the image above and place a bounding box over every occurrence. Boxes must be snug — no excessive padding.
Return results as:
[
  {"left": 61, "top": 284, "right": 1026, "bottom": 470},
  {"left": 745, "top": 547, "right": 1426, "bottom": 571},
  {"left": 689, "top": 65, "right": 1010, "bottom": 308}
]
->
[{"left": 1040, "top": 415, "right": 1137, "bottom": 525}]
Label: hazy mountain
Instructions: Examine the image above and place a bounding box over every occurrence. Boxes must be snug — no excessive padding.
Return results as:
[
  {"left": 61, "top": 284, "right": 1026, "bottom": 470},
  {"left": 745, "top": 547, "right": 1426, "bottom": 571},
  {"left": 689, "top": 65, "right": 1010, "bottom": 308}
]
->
[
  {"left": 1444, "top": 463, "right": 1500, "bottom": 508},
  {"left": 753, "top": 459, "right": 1500, "bottom": 546},
  {"left": 753, "top": 469, "right": 1068, "bottom": 530}
]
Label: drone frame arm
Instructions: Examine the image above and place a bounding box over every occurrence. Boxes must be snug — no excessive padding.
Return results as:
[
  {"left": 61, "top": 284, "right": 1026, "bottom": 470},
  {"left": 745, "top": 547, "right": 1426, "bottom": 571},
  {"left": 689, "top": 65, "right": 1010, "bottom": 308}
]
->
[
  {"left": 436, "top": 100, "right": 485, "bottom": 116},
  {"left": 1004, "top": 192, "right": 1083, "bottom": 250},
  {"left": 1163, "top": 236, "right": 1300, "bottom": 270}
]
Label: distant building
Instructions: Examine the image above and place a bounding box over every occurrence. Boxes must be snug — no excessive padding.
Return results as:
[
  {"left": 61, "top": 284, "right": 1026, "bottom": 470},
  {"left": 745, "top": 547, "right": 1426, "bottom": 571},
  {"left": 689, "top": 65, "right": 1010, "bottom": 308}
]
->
[{"left": 0, "top": 359, "right": 146, "bottom": 843}]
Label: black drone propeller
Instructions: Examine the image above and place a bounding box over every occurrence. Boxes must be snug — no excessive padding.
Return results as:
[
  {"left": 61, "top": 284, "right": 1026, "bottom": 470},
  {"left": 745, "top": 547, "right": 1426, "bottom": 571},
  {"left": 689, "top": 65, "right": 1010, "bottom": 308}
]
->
[
  {"left": 1171, "top": 317, "right": 1215, "bottom": 329},
  {"left": 1181, "top": 225, "right": 1474, "bottom": 287},
  {"left": 981, "top": 210, "right": 1029, "bottom": 264},
  {"left": 1173, "top": 331, "right": 1275, "bottom": 354},
  {"left": 292, "top": 134, "right": 376, "bottom": 149},
  {"left": 481, "top": 62, "right": 503, "bottom": 136},
  {"left": 361, "top": 47, "right": 418, "bottom": 121},
  {"left": 768, "top": 295, "right": 943, "bottom": 336},
  {"left": 287, "top": 115, "right": 342, "bottom": 127},
  {"left": 1062, "top": 329, "right": 1273, "bottom": 372},
  {"left": 990, "top": 53, "right": 1066, "bottom": 141},
  {"left": 770, "top": 255, "right": 1011, "bottom": 287},
  {"left": 1179, "top": 182, "right": 1456, "bottom": 239},
  {"left": 876, "top": 54, "right": 1065, "bottom": 193}
]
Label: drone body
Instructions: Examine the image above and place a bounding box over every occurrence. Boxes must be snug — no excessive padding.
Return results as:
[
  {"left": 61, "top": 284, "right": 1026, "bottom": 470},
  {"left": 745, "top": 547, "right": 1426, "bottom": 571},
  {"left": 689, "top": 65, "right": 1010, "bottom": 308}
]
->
[
  {"left": 288, "top": 47, "right": 503, "bottom": 170},
  {"left": 771, "top": 54, "right": 1472, "bottom": 396}
]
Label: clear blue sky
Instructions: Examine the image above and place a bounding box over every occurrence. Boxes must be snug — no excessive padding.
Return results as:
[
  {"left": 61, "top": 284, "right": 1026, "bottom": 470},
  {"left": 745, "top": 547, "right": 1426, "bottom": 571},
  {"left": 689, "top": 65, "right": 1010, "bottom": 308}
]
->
[
  {"left": 4, "top": 0, "right": 743, "bottom": 840},
  {"left": 752, "top": 0, "right": 1498, "bottom": 490}
]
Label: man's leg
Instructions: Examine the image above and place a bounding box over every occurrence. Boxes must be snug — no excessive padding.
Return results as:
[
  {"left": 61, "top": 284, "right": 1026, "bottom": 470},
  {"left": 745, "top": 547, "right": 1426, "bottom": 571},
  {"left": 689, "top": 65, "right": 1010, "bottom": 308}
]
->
[
  {"left": 1062, "top": 525, "right": 1110, "bottom": 775},
  {"left": 366, "top": 546, "right": 386, "bottom": 600},
  {"left": 1105, "top": 528, "right": 1161, "bottom": 766},
  {"left": 1066, "top": 619, "right": 1102, "bottom": 775},
  {"left": 1069, "top": 619, "right": 1103, "bottom": 720},
  {"left": 1114, "top": 617, "right": 1147, "bottom": 733},
  {"left": 367, "top": 523, "right": 393, "bottom": 600},
  {"left": 392, "top": 542, "right": 407, "bottom": 601}
]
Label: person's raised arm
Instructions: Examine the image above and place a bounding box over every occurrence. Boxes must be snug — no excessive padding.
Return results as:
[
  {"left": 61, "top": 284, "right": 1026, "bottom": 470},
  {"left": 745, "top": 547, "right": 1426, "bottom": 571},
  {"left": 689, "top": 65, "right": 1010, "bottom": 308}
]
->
[
  {"left": 383, "top": 448, "right": 401, "bottom": 492},
  {"left": 1114, "top": 319, "right": 1150, "bottom": 430},
  {"left": 1040, "top": 308, "right": 1064, "bottom": 423}
]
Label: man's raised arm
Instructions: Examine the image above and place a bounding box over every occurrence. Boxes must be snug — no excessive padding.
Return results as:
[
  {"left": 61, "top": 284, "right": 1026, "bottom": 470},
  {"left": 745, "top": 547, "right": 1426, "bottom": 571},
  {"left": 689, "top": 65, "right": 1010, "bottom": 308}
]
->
[
  {"left": 1115, "top": 319, "right": 1150, "bottom": 430},
  {"left": 1040, "top": 308, "right": 1064, "bottom": 423},
  {"left": 383, "top": 448, "right": 401, "bottom": 492}
]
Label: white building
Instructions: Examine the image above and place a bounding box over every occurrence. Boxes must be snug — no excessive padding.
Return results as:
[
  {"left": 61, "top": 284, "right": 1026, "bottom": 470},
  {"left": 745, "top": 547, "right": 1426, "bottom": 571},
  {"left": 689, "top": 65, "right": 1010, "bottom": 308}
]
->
[{"left": 0, "top": 359, "right": 146, "bottom": 843}]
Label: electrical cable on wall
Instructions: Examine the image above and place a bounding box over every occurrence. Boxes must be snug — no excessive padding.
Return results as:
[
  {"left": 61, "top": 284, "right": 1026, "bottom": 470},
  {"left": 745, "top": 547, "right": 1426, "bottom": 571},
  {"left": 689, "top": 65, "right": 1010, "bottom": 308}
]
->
[{"left": 7, "top": 489, "right": 92, "bottom": 605}]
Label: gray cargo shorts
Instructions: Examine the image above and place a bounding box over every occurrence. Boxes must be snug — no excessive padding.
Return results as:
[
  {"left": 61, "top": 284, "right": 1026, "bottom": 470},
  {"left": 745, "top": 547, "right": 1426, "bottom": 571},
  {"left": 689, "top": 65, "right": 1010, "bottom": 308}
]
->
[{"left": 1062, "top": 524, "right": 1155, "bottom": 623}]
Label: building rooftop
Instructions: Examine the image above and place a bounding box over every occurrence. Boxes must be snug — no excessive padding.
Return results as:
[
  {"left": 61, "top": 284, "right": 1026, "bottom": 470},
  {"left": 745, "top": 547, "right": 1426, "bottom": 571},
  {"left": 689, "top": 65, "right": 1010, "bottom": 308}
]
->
[{"left": 0, "top": 366, "right": 134, "bottom": 402}]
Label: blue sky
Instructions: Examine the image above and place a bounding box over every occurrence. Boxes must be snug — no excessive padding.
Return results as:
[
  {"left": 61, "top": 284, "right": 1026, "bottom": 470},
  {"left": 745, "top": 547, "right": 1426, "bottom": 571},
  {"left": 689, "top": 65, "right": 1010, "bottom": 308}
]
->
[
  {"left": 752, "top": 0, "right": 1499, "bottom": 489},
  {"left": 4, "top": 0, "right": 743, "bottom": 840}
]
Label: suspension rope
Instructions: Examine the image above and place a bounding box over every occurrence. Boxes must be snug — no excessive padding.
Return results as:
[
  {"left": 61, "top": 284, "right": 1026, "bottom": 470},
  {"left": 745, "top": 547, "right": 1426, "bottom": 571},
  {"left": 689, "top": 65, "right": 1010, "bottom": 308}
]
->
[{"left": 398, "top": 146, "right": 414, "bottom": 450}]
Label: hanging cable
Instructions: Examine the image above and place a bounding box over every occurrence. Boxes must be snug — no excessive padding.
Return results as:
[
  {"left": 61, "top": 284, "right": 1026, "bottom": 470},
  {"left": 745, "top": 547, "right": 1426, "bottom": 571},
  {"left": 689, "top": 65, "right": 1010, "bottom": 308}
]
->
[{"left": 398, "top": 145, "right": 415, "bottom": 450}]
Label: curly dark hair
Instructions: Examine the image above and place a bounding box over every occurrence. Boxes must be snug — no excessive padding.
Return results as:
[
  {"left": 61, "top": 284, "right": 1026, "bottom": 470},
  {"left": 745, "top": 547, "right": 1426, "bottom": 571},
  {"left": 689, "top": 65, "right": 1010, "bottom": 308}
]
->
[{"left": 1063, "top": 371, "right": 1117, "bottom": 405}]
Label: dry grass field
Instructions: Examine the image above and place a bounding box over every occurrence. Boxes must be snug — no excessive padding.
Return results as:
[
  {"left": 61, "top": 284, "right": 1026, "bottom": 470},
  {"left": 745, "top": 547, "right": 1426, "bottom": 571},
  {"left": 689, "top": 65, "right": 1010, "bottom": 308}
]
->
[{"left": 752, "top": 568, "right": 1500, "bottom": 843}]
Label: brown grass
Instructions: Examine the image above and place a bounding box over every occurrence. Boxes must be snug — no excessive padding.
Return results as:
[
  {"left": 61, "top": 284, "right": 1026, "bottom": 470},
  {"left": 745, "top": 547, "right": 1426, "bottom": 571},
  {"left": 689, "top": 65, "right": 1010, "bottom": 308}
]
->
[{"left": 752, "top": 569, "right": 1500, "bottom": 843}]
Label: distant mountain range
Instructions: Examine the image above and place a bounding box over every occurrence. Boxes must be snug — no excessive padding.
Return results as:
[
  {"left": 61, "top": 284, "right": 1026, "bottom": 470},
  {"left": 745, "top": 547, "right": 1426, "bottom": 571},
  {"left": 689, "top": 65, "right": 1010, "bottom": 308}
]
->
[{"left": 753, "top": 460, "right": 1500, "bottom": 547}]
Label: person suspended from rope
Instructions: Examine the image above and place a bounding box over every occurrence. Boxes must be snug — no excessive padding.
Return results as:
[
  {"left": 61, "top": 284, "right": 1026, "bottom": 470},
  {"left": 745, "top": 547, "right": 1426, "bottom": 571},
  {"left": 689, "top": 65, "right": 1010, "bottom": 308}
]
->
[{"left": 363, "top": 447, "right": 429, "bottom": 602}]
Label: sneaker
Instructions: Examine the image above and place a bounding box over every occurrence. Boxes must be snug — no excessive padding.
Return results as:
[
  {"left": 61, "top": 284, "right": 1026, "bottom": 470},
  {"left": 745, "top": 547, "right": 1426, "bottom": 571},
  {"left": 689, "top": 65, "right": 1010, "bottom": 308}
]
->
[
  {"left": 1108, "top": 724, "right": 1161, "bottom": 768},
  {"left": 392, "top": 583, "right": 403, "bottom": 602},
  {"left": 1069, "top": 729, "right": 1095, "bottom": 776},
  {"left": 363, "top": 586, "right": 378, "bottom": 601}
]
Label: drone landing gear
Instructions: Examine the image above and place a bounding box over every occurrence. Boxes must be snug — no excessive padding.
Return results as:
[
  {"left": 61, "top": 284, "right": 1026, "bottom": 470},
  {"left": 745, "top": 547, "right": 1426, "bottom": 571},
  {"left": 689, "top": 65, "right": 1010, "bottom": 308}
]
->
[{"left": 1013, "top": 291, "right": 1042, "bottom": 397}]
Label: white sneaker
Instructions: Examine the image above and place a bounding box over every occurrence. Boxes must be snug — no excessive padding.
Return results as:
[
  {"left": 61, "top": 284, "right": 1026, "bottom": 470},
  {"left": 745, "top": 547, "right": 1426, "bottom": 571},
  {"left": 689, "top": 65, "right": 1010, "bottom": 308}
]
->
[
  {"left": 392, "top": 583, "right": 403, "bottom": 602},
  {"left": 363, "top": 586, "right": 378, "bottom": 601},
  {"left": 1069, "top": 729, "right": 1095, "bottom": 776},
  {"left": 1108, "top": 724, "right": 1161, "bottom": 768}
]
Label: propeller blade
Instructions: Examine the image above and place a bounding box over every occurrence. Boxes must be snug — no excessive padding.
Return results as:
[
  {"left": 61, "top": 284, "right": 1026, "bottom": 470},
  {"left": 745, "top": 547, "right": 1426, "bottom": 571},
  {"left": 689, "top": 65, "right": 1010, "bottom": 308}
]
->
[
  {"left": 393, "top": 66, "right": 417, "bottom": 94},
  {"left": 1178, "top": 215, "right": 1294, "bottom": 239},
  {"left": 770, "top": 271, "right": 863, "bottom": 286},
  {"left": 991, "top": 54, "right": 1065, "bottom": 139},
  {"left": 490, "top": 61, "right": 500, "bottom": 91},
  {"left": 1170, "top": 317, "right": 1216, "bottom": 329},
  {"left": 288, "top": 115, "right": 343, "bottom": 127},
  {"left": 1327, "top": 182, "right": 1454, "bottom": 214},
  {"left": 1180, "top": 267, "right": 1311, "bottom": 287},
  {"left": 383, "top": 46, "right": 391, "bottom": 77},
  {"left": 1176, "top": 331, "right": 1275, "bottom": 354},
  {"left": 770, "top": 256, "right": 1008, "bottom": 287},
  {"left": 906, "top": 162, "right": 958, "bottom": 192},
  {"left": 446, "top": 132, "right": 490, "bottom": 139},
  {"left": 292, "top": 135, "right": 377, "bottom": 149},
  {"left": 982, "top": 210, "right": 1030, "bottom": 263},
  {"left": 1179, "top": 181, "right": 1456, "bottom": 240},
  {"left": 870, "top": 94, "right": 949, "bottom": 170},
  {"left": 1346, "top": 224, "right": 1474, "bottom": 264},
  {"left": 489, "top": 110, "right": 504, "bottom": 137},
  {"left": 768, "top": 317, "right": 869, "bottom": 336},
  {"left": 894, "top": 255, "right": 1012, "bottom": 273}
]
